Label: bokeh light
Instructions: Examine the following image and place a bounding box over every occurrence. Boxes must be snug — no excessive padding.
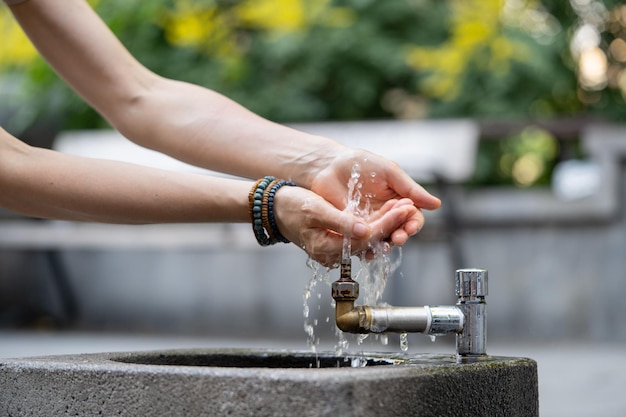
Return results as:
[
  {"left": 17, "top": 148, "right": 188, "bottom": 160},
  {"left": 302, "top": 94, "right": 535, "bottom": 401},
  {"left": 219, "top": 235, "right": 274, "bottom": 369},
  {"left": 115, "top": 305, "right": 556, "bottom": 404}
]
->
[
  {"left": 498, "top": 127, "right": 559, "bottom": 188},
  {"left": 570, "top": 1, "right": 626, "bottom": 99}
]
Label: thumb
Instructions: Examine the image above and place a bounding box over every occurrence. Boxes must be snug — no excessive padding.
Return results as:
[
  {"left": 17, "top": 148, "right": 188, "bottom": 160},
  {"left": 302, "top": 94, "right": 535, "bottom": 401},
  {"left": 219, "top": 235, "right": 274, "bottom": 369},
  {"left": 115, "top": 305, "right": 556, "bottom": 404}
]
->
[
  {"left": 316, "top": 200, "right": 370, "bottom": 239},
  {"left": 349, "top": 217, "right": 370, "bottom": 239},
  {"left": 336, "top": 211, "right": 371, "bottom": 240}
]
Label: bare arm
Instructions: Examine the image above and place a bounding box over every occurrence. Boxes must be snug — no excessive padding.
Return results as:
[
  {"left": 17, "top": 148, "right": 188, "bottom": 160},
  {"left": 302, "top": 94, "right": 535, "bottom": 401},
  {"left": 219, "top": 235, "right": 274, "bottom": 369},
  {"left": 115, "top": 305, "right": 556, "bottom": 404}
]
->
[
  {"left": 6, "top": 0, "right": 441, "bottom": 250},
  {"left": 8, "top": 0, "right": 343, "bottom": 187},
  {"left": 0, "top": 126, "right": 422, "bottom": 265},
  {"left": 0, "top": 127, "right": 251, "bottom": 224}
]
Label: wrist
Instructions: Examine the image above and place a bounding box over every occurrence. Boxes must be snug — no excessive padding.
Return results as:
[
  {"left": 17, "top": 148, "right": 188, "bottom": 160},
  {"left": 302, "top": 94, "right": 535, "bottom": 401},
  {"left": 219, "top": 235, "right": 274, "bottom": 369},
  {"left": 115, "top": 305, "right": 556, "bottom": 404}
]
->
[
  {"left": 248, "top": 176, "right": 297, "bottom": 246},
  {"left": 286, "top": 135, "right": 348, "bottom": 189}
]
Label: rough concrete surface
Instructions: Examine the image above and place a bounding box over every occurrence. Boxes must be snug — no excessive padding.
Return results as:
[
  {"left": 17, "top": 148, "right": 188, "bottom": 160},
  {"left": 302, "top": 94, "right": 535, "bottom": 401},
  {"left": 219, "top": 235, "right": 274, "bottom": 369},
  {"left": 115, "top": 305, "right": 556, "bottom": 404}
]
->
[{"left": 0, "top": 348, "right": 537, "bottom": 417}]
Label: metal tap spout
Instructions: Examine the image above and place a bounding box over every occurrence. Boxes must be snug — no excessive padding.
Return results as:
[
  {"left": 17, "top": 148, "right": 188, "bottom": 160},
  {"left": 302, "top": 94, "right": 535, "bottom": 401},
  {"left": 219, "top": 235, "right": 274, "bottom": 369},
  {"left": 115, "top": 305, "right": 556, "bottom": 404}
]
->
[
  {"left": 331, "top": 265, "right": 488, "bottom": 356},
  {"left": 332, "top": 260, "right": 362, "bottom": 333}
]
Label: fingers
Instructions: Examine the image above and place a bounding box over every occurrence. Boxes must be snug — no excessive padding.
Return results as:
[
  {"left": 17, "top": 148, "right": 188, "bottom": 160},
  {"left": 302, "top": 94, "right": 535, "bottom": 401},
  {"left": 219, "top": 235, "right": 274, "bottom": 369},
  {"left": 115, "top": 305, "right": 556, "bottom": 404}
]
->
[
  {"left": 396, "top": 177, "right": 441, "bottom": 210},
  {"left": 301, "top": 210, "right": 422, "bottom": 267},
  {"left": 299, "top": 229, "right": 345, "bottom": 267},
  {"left": 390, "top": 228, "right": 410, "bottom": 245},
  {"left": 277, "top": 189, "right": 366, "bottom": 266},
  {"left": 311, "top": 199, "right": 371, "bottom": 240},
  {"left": 367, "top": 198, "right": 411, "bottom": 222},
  {"left": 383, "top": 161, "right": 442, "bottom": 211},
  {"left": 278, "top": 177, "right": 428, "bottom": 266},
  {"left": 371, "top": 199, "right": 424, "bottom": 243},
  {"left": 349, "top": 203, "right": 420, "bottom": 250},
  {"left": 304, "top": 197, "right": 423, "bottom": 264}
]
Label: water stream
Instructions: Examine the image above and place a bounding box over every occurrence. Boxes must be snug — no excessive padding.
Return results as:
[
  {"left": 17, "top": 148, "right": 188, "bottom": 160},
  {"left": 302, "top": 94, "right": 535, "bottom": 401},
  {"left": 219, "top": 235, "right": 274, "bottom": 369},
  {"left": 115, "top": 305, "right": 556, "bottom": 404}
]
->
[{"left": 303, "top": 161, "right": 403, "bottom": 357}]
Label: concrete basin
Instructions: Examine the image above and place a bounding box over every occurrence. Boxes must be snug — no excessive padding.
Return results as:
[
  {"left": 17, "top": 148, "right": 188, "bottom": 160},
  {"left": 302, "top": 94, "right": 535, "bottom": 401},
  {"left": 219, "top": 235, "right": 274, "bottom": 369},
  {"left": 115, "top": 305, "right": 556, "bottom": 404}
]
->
[{"left": 0, "top": 348, "right": 538, "bottom": 416}]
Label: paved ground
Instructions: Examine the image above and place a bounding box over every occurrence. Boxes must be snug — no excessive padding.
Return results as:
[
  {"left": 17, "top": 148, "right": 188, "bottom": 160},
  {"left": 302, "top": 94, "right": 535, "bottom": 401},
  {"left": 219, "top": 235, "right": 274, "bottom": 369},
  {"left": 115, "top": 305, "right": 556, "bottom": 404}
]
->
[
  {"left": 1, "top": 330, "right": 624, "bottom": 417},
  {"left": 491, "top": 342, "right": 626, "bottom": 417}
]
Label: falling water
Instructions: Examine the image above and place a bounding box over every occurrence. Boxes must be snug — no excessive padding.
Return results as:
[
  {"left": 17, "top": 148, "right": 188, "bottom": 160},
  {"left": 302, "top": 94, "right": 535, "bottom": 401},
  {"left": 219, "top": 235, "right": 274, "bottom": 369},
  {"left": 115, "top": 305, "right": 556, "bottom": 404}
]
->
[
  {"left": 342, "top": 162, "right": 362, "bottom": 267},
  {"left": 303, "top": 160, "right": 403, "bottom": 356},
  {"left": 303, "top": 258, "right": 330, "bottom": 353},
  {"left": 400, "top": 333, "right": 409, "bottom": 352}
]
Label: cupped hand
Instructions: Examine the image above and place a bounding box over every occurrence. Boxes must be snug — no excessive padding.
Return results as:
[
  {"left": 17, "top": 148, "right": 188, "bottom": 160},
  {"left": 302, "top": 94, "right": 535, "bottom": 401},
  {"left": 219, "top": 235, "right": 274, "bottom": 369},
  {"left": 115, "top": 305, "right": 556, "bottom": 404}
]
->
[
  {"left": 309, "top": 148, "right": 441, "bottom": 246},
  {"left": 273, "top": 185, "right": 421, "bottom": 267}
]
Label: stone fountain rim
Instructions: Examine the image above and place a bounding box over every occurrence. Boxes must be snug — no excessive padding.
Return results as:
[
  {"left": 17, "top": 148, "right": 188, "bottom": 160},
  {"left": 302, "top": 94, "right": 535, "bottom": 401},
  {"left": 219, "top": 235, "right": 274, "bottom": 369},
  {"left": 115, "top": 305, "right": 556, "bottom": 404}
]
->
[{"left": 0, "top": 347, "right": 536, "bottom": 382}]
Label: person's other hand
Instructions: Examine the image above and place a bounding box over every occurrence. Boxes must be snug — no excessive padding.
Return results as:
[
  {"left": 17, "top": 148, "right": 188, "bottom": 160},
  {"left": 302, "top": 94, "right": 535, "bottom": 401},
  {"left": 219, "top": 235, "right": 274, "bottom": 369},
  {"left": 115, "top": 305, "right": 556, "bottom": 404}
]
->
[
  {"left": 274, "top": 186, "right": 419, "bottom": 267},
  {"left": 309, "top": 148, "right": 441, "bottom": 246}
]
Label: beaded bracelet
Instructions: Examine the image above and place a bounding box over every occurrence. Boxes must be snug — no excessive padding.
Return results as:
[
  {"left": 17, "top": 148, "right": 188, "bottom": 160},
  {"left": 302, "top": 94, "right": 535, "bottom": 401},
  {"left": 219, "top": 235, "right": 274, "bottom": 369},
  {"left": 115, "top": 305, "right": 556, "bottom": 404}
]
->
[
  {"left": 261, "top": 178, "right": 280, "bottom": 243},
  {"left": 248, "top": 176, "right": 297, "bottom": 246},
  {"left": 267, "top": 180, "right": 296, "bottom": 243},
  {"left": 249, "top": 176, "right": 276, "bottom": 246}
]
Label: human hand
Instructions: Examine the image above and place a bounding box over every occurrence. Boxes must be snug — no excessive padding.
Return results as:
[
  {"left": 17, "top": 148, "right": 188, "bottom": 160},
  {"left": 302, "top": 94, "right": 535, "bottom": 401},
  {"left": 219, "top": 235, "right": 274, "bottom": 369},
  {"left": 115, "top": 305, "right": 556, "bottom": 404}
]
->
[
  {"left": 308, "top": 148, "right": 441, "bottom": 246},
  {"left": 273, "top": 185, "right": 419, "bottom": 267}
]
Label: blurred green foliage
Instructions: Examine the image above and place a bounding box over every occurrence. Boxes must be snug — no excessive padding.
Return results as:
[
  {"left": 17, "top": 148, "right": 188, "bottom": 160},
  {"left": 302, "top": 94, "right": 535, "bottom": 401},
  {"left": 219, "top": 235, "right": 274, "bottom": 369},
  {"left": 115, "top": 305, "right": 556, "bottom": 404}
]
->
[
  {"left": 2, "top": 0, "right": 624, "bottom": 126},
  {"left": 1, "top": 0, "right": 625, "bottom": 186},
  {"left": 471, "top": 127, "right": 574, "bottom": 187}
]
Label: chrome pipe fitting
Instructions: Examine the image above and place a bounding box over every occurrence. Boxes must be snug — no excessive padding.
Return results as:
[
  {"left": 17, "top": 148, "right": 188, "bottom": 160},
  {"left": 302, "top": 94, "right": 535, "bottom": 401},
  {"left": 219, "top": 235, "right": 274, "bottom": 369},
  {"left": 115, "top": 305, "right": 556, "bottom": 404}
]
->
[
  {"left": 361, "top": 306, "right": 431, "bottom": 333},
  {"left": 428, "top": 306, "right": 465, "bottom": 335},
  {"left": 365, "top": 305, "right": 464, "bottom": 335},
  {"left": 331, "top": 266, "right": 488, "bottom": 356}
]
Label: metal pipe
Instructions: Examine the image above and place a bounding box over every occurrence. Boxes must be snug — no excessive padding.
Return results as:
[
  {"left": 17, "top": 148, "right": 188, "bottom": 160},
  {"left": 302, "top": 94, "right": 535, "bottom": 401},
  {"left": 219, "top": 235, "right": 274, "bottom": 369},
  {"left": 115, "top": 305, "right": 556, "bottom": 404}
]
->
[
  {"left": 331, "top": 267, "right": 489, "bottom": 356},
  {"left": 332, "top": 276, "right": 464, "bottom": 335},
  {"left": 364, "top": 306, "right": 430, "bottom": 333},
  {"left": 333, "top": 302, "right": 464, "bottom": 335}
]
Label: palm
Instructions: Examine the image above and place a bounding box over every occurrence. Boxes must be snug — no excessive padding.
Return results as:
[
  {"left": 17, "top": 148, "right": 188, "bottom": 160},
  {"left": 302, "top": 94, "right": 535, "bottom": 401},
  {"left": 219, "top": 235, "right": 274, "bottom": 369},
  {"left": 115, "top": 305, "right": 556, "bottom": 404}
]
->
[
  {"left": 309, "top": 149, "right": 440, "bottom": 245},
  {"left": 311, "top": 152, "right": 403, "bottom": 216}
]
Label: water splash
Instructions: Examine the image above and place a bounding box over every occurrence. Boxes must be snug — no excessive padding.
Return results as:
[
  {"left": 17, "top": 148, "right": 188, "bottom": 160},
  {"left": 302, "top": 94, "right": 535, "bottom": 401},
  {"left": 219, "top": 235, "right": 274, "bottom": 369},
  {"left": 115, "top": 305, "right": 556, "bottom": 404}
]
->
[
  {"left": 303, "top": 160, "right": 404, "bottom": 354},
  {"left": 303, "top": 258, "right": 331, "bottom": 352},
  {"left": 350, "top": 357, "right": 368, "bottom": 368},
  {"left": 335, "top": 328, "right": 349, "bottom": 356},
  {"left": 342, "top": 162, "right": 362, "bottom": 266},
  {"left": 400, "top": 332, "right": 409, "bottom": 352}
]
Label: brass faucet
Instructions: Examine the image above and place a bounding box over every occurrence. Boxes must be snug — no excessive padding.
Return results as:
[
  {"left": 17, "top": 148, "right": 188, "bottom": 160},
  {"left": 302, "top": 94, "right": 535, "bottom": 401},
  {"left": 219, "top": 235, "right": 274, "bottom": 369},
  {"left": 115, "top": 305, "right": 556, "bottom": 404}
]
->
[{"left": 332, "top": 264, "right": 488, "bottom": 356}]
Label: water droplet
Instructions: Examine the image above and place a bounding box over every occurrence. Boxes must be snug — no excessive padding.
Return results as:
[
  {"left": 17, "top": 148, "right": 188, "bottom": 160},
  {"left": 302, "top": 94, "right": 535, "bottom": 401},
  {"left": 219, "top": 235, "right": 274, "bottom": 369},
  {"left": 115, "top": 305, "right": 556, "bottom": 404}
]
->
[
  {"left": 400, "top": 332, "right": 409, "bottom": 352},
  {"left": 304, "top": 322, "right": 313, "bottom": 349},
  {"left": 335, "top": 332, "right": 350, "bottom": 356},
  {"left": 429, "top": 335, "right": 437, "bottom": 343},
  {"left": 351, "top": 357, "right": 368, "bottom": 368}
]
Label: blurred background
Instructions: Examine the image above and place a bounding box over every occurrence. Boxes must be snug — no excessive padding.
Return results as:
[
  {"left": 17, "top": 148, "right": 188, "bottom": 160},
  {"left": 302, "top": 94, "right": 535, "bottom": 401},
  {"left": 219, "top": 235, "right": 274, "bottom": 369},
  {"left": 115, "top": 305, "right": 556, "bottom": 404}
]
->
[{"left": 1, "top": 1, "right": 626, "bottom": 415}]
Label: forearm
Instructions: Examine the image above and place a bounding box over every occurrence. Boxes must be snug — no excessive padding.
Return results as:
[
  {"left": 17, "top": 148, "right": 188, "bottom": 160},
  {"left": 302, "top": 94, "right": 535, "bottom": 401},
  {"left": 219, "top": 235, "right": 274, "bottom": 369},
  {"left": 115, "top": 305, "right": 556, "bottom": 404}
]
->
[
  {"left": 112, "top": 78, "right": 347, "bottom": 187},
  {"left": 8, "top": 0, "right": 347, "bottom": 187},
  {"left": 0, "top": 129, "right": 251, "bottom": 224}
]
